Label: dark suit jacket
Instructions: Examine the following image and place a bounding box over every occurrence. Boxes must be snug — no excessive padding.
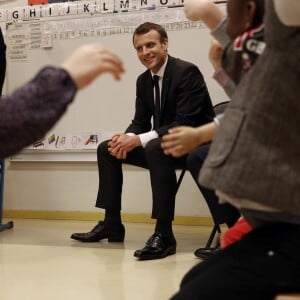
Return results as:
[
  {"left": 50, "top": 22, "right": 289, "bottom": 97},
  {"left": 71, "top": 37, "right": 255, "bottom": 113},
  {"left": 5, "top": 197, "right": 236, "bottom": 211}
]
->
[{"left": 125, "top": 55, "right": 214, "bottom": 136}]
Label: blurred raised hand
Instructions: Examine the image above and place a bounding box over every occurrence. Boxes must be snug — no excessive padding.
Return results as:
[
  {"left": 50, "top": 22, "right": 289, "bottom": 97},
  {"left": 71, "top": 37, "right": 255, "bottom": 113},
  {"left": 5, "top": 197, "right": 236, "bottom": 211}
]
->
[
  {"left": 161, "top": 122, "right": 217, "bottom": 157},
  {"left": 184, "top": 0, "right": 225, "bottom": 30},
  {"left": 62, "top": 43, "right": 125, "bottom": 89},
  {"left": 209, "top": 38, "right": 224, "bottom": 71}
]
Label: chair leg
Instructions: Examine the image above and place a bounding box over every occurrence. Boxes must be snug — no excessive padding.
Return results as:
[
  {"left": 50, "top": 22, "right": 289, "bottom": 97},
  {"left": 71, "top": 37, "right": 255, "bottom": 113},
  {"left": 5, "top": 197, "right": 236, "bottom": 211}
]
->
[
  {"left": 0, "top": 160, "right": 14, "bottom": 232},
  {"left": 175, "top": 169, "right": 222, "bottom": 249},
  {"left": 175, "top": 169, "right": 186, "bottom": 193},
  {"left": 205, "top": 224, "right": 221, "bottom": 248}
]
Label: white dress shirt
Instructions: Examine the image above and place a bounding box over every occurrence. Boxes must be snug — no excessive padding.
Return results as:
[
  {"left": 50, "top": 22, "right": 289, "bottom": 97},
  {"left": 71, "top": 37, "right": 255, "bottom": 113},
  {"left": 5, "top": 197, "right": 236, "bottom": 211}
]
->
[{"left": 128, "top": 57, "right": 169, "bottom": 148}]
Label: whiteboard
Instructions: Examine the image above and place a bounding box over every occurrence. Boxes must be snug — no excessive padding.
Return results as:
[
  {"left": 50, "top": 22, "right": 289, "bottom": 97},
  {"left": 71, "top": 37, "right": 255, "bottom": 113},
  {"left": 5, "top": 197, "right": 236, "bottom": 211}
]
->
[{"left": 6, "top": 8, "right": 228, "bottom": 161}]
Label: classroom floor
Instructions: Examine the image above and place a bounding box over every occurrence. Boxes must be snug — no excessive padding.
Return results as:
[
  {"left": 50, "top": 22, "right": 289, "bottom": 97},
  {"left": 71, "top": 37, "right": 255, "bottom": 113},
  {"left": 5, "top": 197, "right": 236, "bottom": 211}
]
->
[{"left": 0, "top": 219, "right": 213, "bottom": 300}]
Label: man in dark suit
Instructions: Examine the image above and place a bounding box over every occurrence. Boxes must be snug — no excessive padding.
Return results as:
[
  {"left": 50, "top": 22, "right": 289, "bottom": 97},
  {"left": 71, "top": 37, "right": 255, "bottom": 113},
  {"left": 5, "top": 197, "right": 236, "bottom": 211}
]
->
[{"left": 71, "top": 22, "right": 214, "bottom": 260}]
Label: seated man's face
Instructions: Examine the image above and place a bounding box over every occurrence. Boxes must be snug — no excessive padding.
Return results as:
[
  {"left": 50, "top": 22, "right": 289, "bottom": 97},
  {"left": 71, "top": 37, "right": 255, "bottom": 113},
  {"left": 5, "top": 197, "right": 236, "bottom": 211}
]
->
[
  {"left": 133, "top": 29, "right": 168, "bottom": 74},
  {"left": 226, "top": 0, "right": 256, "bottom": 39}
]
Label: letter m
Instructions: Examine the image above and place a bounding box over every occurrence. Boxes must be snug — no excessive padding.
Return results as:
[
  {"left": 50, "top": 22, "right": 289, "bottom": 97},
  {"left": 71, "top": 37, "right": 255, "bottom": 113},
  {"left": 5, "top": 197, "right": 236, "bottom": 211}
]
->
[{"left": 120, "top": 0, "right": 129, "bottom": 8}]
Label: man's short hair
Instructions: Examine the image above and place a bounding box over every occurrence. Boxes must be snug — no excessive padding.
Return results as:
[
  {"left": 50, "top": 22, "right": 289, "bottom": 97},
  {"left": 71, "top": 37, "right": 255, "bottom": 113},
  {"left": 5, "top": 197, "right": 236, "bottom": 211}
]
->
[{"left": 133, "top": 22, "right": 168, "bottom": 44}]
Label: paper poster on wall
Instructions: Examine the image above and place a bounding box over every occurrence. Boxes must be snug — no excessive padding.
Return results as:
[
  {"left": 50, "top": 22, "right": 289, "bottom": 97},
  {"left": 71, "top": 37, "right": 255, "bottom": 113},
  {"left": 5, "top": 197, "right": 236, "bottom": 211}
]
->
[
  {"left": 64, "top": 132, "right": 99, "bottom": 150},
  {"left": 25, "top": 131, "right": 115, "bottom": 151},
  {"left": 32, "top": 139, "right": 46, "bottom": 149}
]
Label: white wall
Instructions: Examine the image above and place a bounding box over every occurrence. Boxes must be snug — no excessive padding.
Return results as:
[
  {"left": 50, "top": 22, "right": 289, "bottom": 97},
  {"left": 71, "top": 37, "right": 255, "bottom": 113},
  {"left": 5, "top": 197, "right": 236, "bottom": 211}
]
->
[{"left": 4, "top": 162, "right": 211, "bottom": 217}]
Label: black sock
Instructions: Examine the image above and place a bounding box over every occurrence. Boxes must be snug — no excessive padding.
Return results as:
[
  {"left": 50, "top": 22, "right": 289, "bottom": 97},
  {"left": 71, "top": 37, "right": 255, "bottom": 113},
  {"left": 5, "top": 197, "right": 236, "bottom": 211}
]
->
[
  {"left": 155, "top": 219, "right": 173, "bottom": 237},
  {"left": 104, "top": 210, "right": 122, "bottom": 227}
]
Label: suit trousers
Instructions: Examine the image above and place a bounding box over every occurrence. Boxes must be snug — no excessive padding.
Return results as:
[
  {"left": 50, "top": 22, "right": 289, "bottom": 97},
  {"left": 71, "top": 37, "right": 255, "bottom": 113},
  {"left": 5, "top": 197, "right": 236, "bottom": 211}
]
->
[
  {"left": 95, "top": 138, "right": 186, "bottom": 221},
  {"left": 170, "top": 222, "right": 300, "bottom": 300},
  {"left": 186, "top": 144, "right": 240, "bottom": 227}
]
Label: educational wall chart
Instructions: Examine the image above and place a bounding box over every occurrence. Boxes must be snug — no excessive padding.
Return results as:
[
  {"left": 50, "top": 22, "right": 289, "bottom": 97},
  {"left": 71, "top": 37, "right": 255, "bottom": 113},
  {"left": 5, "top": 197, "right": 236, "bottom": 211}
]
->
[
  {"left": 28, "top": 131, "right": 115, "bottom": 150},
  {"left": 0, "top": 0, "right": 226, "bottom": 23},
  {"left": 6, "top": 8, "right": 205, "bottom": 61}
]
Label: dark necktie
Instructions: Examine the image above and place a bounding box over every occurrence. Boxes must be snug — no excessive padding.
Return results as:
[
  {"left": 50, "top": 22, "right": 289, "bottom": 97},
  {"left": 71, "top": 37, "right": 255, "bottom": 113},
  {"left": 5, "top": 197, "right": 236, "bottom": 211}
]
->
[{"left": 153, "top": 75, "right": 160, "bottom": 129}]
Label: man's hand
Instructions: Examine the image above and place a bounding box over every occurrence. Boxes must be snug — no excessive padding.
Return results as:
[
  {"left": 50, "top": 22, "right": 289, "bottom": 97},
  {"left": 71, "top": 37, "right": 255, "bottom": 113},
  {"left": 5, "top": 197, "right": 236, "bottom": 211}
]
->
[{"left": 108, "top": 133, "right": 141, "bottom": 159}]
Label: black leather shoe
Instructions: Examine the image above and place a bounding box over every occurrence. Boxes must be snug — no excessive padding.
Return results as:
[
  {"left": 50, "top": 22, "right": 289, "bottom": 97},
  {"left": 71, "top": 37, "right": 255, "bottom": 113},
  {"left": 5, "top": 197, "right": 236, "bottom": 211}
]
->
[
  {"left": 194, "top": 246, "right": 221, "bottom": 260},
  {"left": 134, "top": 232, "right": 176, "bottom": 260},
  {"left": 70, "top": 221, "right": 125, "bottom": 243}
]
